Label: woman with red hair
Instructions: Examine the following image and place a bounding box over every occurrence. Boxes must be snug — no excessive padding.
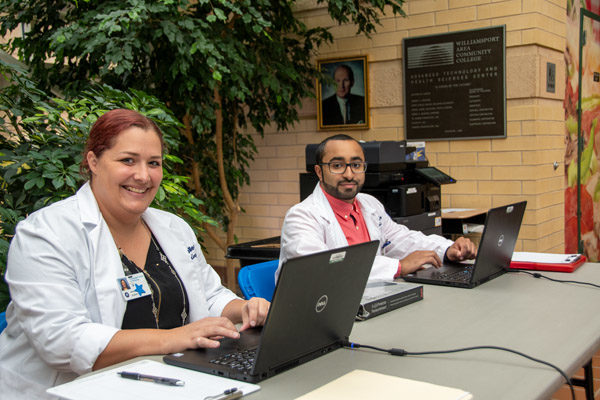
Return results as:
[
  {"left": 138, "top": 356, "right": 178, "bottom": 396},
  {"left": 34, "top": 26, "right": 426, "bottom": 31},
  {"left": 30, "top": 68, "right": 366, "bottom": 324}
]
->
[{"left": 0, "top": 109, "right": 269, "bottom": 399}]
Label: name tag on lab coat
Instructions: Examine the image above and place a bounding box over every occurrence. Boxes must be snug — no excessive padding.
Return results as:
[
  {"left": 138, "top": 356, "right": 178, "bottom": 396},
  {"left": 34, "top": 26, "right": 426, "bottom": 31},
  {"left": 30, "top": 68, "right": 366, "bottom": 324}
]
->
[{"left": 117, "top": 273, "right": 152, "bottom": 301}]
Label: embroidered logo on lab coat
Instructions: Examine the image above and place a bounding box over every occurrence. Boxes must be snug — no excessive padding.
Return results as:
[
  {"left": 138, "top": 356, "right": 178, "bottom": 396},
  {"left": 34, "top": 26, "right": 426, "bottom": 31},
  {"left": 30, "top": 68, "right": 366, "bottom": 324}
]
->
[{"left": 187, "top": 244, "right": 197, "bottom": 260}]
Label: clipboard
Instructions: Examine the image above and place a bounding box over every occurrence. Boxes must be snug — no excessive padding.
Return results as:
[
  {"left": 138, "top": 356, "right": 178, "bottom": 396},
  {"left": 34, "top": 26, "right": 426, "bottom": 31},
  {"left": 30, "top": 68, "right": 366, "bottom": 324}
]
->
[
  {"left": 47, "top": 360, "right": 260, "bottom": 400},
  {"left": 509, "top": 252, "right": 587, "bottom": 273}
]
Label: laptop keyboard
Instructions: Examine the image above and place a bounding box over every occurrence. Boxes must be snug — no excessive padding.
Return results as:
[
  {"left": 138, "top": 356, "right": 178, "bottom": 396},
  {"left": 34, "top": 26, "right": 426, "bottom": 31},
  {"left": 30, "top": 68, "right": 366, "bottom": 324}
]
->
[
  {"left": 435, "top": 266, "right": 473, "bottom": 282},
  {"left": 210, "top": 348, "right": 257, "bottom": 373}
]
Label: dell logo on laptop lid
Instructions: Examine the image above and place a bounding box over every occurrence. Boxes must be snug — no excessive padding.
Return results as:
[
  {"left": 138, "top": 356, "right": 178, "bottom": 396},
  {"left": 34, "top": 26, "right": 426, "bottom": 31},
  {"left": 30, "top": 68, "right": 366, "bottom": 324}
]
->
[{"left": 315, "top": 295, "right": 328, "bottom": 312}]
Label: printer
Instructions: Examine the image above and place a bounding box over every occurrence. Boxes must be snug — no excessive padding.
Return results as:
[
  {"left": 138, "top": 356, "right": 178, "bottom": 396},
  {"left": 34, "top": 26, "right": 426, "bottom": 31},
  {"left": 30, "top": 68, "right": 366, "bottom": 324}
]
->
[{"left": 300, "top": 140, "right": 455, "bottom": 235}]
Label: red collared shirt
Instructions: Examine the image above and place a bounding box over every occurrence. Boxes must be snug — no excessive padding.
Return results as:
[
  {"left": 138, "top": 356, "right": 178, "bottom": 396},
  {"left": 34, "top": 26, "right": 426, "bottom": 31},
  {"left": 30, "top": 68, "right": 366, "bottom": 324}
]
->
[
  {"left": 321, "top": 185, "right": 371, "bottom": 245},
  {"left": 321, "top": 185, "right": 402, "bottom": 278}
]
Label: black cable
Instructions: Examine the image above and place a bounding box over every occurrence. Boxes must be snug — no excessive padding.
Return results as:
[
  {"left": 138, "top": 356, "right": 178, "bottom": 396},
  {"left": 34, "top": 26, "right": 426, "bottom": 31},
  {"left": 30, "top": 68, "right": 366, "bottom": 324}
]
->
[
  {"left": 342, "top": 341, "right": 576, "bottom": 400},
  {"left": 509, "top": 269, "right": 600, "bottom": 288}
]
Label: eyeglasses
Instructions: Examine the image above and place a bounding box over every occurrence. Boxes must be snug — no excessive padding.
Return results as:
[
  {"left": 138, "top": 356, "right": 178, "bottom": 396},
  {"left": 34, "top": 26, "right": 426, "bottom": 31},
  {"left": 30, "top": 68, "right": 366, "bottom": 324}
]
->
[{"left": 319, "top": 161, "right": 368, "bottom": 174}]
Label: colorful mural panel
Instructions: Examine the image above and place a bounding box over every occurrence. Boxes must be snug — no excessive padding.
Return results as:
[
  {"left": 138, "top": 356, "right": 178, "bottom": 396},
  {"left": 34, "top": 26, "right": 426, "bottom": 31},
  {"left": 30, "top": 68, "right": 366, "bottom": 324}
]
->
[{"left": 565, "top": 1, "right": 600, "bottom": 260}]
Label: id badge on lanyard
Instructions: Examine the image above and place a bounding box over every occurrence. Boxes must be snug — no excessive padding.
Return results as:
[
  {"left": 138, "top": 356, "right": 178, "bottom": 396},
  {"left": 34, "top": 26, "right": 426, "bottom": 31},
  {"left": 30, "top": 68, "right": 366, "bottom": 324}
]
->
[{"left": 117, "top": 273, "right": 152, "bottom": 301}]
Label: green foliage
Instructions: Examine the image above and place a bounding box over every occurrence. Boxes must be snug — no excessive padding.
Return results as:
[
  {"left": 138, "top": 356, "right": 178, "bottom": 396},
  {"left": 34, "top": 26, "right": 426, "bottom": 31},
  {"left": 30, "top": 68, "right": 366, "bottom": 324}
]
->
[
  {"left": 0, "top": 58, "right": 213, "bottom": 311},
  {"left": 0, "top": 0, "right": 406, "bottom": 231},
  {"left": 319, "top": 0, "right": 405, "bottom": 35}
]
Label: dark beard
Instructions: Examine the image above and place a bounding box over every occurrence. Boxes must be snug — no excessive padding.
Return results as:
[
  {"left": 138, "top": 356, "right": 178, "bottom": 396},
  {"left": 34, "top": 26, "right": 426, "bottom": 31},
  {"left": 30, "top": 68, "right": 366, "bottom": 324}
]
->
[{"left": 321, "top": 178, "right": 363, "bottom": 201}]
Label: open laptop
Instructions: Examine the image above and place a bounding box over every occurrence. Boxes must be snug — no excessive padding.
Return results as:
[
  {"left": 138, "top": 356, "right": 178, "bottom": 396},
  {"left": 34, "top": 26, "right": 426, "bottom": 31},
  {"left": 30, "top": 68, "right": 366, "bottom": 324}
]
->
[
  {"left": 403, "top": 201, "right": 526, "bottom": 289},
  {"left": 164, "top": 240, "right": 379, "bottom": 383}
]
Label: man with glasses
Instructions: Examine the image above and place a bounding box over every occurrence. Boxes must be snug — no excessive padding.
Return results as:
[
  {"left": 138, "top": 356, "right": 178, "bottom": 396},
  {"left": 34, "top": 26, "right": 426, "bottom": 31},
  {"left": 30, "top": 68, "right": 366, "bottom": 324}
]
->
[{"left": 276, "top": 134, "right": 476, "bottom": 281}]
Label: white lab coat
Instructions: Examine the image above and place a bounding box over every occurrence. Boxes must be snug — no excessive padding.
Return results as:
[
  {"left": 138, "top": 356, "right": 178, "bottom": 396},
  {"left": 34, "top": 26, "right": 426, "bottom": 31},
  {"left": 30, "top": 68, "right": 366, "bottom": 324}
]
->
[
  {"left": 0, "top": 183, "right": 238, "bottom": 399},
  {"left": 277, "top": 184, "right": 454, "bottom": 281}
]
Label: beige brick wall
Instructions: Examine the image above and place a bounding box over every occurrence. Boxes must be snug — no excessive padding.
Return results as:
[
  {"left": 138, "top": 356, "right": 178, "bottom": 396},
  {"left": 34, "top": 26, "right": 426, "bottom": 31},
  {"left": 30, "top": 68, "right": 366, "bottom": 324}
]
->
[{"left": 201, "top": 0, "right": 570, "bottom": 266}]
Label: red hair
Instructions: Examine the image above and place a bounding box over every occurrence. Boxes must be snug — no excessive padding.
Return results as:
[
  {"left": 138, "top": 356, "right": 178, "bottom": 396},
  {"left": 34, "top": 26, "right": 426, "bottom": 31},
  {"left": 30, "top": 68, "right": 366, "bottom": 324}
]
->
[{"left": 80, "top": 109, "right": 165, "bottom": 176}]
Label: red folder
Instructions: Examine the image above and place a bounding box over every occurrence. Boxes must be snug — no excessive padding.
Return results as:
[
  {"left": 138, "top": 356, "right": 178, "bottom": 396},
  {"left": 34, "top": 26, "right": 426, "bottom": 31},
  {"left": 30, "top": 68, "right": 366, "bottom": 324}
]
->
[{"left": 509, "top": 254, "right": 586, "bottom": 273}]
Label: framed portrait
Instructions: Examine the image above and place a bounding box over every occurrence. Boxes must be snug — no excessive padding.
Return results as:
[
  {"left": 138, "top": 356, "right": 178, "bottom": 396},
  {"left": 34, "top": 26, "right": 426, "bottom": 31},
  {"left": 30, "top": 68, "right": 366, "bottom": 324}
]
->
[{"left": 317, "top": 56, "right": 369, "bottom": 131}]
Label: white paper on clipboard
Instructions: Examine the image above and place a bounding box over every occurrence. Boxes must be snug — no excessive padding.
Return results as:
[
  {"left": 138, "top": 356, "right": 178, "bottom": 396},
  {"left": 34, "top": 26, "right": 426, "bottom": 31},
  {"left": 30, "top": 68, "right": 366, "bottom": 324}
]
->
[
  {"left": 47, "top": 359, "right": 260, "bottom": 400},
  {"left": 512, "top": 252, "right": 582, "bottom": 264}
]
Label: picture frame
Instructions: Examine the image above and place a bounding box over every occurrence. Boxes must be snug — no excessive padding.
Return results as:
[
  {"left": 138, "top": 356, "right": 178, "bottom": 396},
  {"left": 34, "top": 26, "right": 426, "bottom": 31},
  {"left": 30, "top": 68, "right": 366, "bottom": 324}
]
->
[{"left": 317, "top": 56, "right": 369, "bottom": 130}]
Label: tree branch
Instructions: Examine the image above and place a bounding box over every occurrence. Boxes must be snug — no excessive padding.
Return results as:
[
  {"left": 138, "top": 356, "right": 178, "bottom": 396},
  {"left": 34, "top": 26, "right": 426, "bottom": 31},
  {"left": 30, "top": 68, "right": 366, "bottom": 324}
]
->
[
  {"left": 213, "top": 87, "right": 238, "bottom": 214},
  {"left": 181, "top": 113, "right": 203, "bottom": 196},
  {"left": 213, "top": 87, "right": 242, "bottom": 289},
  {"left": 180, "top": 113, "right": 194, "bottom": 145},
  {"left": 203, "top": 222, "right": 226, "bottom": 250}
]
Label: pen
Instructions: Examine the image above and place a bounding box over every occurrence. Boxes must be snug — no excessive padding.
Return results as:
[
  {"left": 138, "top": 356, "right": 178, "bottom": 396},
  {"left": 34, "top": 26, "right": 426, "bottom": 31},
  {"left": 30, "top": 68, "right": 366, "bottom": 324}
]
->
[
  {"left": 204, "top": 387, "right": 243, "bottom": 400},
  {"left": 117, "top": 371, "right": 185, "bottom": 386}
]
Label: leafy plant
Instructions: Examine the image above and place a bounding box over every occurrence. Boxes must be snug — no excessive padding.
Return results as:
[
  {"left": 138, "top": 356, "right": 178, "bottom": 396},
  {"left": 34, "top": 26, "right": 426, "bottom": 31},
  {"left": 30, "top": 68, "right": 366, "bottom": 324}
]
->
[
  {"left": 0, "top": 58, "right": 213, "bottom": 311},
  {"left": 0, "top": 0, "right": 406, "bottom": 287}
]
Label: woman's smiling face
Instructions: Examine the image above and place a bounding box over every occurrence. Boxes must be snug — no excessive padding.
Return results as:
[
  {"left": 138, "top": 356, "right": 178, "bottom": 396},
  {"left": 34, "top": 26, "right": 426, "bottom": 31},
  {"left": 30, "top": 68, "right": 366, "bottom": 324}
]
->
[{"left": 87, "top": 126, "right": 163, "bottom": 224}]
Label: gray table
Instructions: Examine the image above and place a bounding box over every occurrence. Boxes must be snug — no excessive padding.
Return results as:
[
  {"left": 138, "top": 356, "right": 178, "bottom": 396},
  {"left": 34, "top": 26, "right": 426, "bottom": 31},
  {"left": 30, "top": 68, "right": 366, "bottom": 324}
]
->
[{"left": 245, "top": 263, "right": 600, "bottom": 399}]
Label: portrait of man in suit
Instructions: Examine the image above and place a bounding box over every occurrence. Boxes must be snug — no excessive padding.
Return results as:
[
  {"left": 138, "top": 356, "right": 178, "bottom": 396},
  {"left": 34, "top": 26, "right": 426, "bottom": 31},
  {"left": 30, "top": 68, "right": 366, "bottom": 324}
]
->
[{"left": 318, "top": 57, "right": 368, "bottom": 130}]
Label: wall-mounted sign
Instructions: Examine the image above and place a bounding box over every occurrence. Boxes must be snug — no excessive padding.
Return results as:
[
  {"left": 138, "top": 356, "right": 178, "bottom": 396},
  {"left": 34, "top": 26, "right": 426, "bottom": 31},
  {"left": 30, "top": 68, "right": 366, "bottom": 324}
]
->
[{"left": 403, "top": 26, "right": 506, "bottom": 141}]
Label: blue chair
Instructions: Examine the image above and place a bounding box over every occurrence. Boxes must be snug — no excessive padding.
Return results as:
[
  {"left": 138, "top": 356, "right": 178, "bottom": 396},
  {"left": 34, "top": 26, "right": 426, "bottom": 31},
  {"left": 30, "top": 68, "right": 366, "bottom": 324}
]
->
[
  {"left": 0, "top": 311, "right": 6, "bottom": 334},
  {"left": 237, "top": 260, "right": 278, "bottom": 301}
]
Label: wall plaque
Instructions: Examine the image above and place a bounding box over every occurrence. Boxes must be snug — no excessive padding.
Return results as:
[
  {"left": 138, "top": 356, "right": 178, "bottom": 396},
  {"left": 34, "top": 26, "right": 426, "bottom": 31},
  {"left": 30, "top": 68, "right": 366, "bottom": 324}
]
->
[{"left": 403, "top": 26, "right": 506, "bottom": 140}]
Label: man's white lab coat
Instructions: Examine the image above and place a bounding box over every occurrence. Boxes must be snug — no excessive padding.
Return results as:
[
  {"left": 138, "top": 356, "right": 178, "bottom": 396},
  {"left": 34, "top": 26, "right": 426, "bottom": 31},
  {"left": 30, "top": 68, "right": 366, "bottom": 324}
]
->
[{"left": 277, "top": 184, "right": 453, "bottom": 281}]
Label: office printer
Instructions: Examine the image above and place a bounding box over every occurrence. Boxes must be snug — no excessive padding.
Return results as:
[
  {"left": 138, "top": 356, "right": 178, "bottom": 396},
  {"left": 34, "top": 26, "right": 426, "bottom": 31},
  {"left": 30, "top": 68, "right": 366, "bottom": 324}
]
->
[{"left": 300, "top": 140, "right": 455, "bottom": 235}]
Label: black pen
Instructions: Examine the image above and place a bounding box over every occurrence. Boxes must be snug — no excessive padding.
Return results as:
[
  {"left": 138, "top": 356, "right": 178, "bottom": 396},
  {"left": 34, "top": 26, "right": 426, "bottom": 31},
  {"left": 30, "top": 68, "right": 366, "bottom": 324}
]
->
[{"left": 117, "top": 371, "right": 185, "bottom": 386}]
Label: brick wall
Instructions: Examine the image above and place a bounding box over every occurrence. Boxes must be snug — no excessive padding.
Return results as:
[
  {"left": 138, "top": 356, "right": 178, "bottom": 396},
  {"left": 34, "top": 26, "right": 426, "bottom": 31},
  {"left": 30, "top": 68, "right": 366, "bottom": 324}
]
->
[{"left": 202, "top": 0, "right": 568, "bottom": 267}]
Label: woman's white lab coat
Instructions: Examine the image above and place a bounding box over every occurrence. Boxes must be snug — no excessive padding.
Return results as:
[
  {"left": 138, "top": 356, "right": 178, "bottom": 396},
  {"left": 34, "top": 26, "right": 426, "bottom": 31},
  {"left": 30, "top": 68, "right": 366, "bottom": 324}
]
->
[
  {"left": 0, "top": 183, "right": 238, "bottom": 399},
  {"left": 277, "top": 184, "right": 454, "bottom": 281}
]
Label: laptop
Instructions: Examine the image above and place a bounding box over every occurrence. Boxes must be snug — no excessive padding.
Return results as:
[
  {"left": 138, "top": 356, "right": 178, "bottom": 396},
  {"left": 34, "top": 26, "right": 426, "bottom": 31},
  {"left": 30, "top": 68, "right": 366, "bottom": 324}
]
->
[
  {"left": 403, "top": 201, "right": 526, "bottom": 289},
  {"left": 164, "top": 240, "right": 379, "bottom": 383}
]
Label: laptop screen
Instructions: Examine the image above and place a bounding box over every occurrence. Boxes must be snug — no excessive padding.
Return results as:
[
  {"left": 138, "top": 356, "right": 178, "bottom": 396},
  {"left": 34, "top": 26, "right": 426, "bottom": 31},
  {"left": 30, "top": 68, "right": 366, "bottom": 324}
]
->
[{"left": 253, "top": 240, "right": 379, "bottom": 375}]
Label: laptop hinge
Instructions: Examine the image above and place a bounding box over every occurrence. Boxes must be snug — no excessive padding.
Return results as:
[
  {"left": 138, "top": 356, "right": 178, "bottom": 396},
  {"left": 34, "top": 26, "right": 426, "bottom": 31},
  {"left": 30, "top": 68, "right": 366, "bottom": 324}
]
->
[{"left": 269, "top": 341, "right": 342, "bottom": 376}]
